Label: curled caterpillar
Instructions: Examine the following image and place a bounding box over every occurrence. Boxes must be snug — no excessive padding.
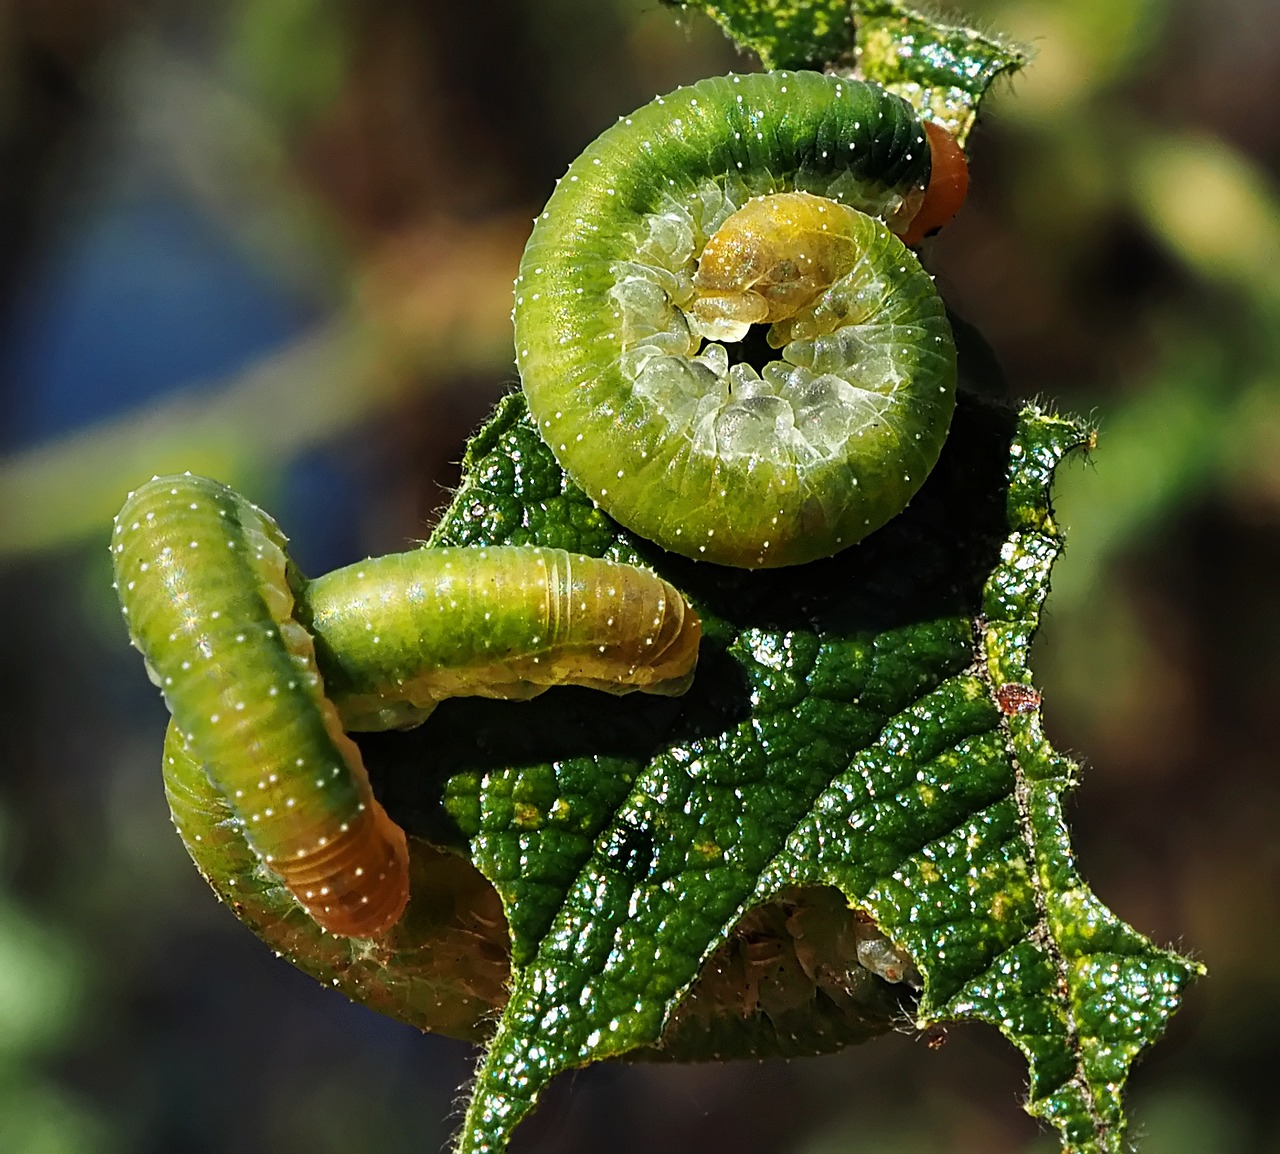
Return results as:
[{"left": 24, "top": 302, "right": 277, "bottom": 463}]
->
[
  {"left": 112, "top": 474, "right": 700, "bottom": 937},
  {"left": 514, "top": 70, "right": 964, "bottom": 568}
]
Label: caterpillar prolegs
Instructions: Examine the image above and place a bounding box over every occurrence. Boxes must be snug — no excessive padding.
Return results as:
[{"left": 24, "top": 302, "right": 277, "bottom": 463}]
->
[
  {"left": 515, "top": 70, "right": 965, "bottom": 568},
  {"left": 111, "top": 475, "right": 701, "bottom": 937}
]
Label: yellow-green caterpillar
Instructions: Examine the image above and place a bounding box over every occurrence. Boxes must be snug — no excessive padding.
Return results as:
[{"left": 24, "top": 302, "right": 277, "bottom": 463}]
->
[
  {"left": 515, "top": 70, "right": 961, "bottom": 568},
  {"left": 111, "top": 474, "right": 701, "bottom": 937}
]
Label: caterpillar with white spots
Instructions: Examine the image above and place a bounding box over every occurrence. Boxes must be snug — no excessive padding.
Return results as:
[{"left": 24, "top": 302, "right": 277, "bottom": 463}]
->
[
  {"left": 515, "top": 70, "right": 966, "bottom": 568},
  {"left": 111, "top": 474, "right": 701, "bottom": 938},
  {"left": 113, "top": 70, "right": 969, "bottom": 937}
]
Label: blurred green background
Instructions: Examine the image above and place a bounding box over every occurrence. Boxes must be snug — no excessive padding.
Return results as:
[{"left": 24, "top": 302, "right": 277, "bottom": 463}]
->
[{"left": 0, "top": 0, "right": 1276, "bottom": 1150}]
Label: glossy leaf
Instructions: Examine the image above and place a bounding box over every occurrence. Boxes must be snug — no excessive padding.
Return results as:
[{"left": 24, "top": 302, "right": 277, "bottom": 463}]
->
[{"left": 411, "top": 394, "right": 1200, "bottom": 1154}]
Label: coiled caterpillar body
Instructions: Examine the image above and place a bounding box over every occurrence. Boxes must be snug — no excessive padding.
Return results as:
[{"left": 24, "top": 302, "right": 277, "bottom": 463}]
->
[{"left": 515, "top": 71, "right": 962, "bottom": 569}]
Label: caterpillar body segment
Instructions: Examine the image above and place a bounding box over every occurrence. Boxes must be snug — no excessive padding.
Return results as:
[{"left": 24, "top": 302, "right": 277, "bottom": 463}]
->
[
  {"left": 112, "top": 475, "right": 409, "bottom": 937},
  {"left": 302, "top": 546, "right": 702, "bottom": 731}
]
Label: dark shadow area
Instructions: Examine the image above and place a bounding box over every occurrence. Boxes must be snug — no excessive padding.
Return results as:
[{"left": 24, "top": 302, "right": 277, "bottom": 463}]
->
[{"left": 644, "top": 884, "right": 920, "bottom": 1062}]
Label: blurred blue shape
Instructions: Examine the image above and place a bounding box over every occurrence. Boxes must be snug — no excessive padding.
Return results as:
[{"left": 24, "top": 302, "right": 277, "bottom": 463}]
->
[{"left": 1, "top": 193, "right": 314, "bottom": 450}]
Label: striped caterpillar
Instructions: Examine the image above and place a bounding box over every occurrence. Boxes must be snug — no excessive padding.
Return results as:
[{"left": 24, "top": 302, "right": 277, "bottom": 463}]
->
[
  {"left": 515, "top": 70, "right": 965, "bottom": 568},
  {"left": 111, "top": 475, "right": 700, "bottom": 937}
]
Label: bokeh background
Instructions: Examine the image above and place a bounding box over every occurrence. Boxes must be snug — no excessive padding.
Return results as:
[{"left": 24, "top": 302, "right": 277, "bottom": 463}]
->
[{"left": 1, "top": 0, "right": 1277, "bottom": 1151}]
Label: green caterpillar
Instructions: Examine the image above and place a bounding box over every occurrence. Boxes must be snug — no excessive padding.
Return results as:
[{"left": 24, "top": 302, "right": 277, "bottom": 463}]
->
[
  {"left": 111, "top": 474, "right": 700, "bottom": 937},
  {"left": 114, "top": 71, "right": 972, "bottom": 940},
  {"left": 515, "top": 70, "right": 962, "bottom": 568}
]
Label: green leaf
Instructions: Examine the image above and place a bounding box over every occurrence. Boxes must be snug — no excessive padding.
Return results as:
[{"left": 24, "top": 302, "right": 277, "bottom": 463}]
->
[
  {"left": 664, "top": 0, "right": 1026, "bottom": 141},
  {"left": 429, "top": 394, "right": 1200, "bottom": 1153}
]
